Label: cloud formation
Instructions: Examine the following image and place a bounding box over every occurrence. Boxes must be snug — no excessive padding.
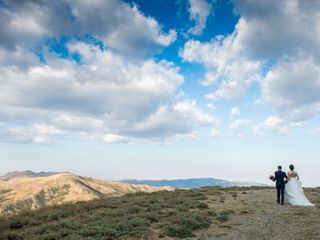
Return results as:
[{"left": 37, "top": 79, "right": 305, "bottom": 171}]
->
[
  {"left": 188, "top": 0, "right": 212, "bottom": 35},
  {"left": 0, "top": 0, "right": 176, "bottom": 57},
  {"left": 180, "top": 34, "right": 262, "bottom": 100},
  {"left": 0, "top": 40, "right": 215, "bottom": 143},
  {"left": 263, "top": 54, "right": 320, "bottom": 122},
  {"left": 181, "top": 0, "right": 320, "bottom": 130}
]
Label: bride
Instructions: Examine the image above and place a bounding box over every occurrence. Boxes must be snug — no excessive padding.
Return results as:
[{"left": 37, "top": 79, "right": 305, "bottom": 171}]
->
[{"left": 285, "top": 165, "right": 314, "bottom": 206}]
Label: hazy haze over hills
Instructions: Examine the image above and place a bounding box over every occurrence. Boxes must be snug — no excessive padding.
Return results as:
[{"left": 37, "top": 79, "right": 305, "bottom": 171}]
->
[{"left": 121, "top": 178, "right": 268, "bottom": 188}]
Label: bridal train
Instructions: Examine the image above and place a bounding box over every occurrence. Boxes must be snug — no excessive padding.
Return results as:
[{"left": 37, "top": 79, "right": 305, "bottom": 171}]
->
[{"left": 285, "top": 178, "right": 314, "bottom": 206}]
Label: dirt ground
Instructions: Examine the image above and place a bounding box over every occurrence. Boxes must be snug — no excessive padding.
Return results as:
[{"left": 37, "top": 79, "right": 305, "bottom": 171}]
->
[{"left": 157, "top": 187, "right": 320, "bottom": 240}]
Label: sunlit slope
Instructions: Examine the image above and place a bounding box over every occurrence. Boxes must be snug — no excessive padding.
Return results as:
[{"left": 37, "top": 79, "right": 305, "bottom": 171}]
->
[{"left": 0, "top": 172, "right": 173, "bottom": 215}]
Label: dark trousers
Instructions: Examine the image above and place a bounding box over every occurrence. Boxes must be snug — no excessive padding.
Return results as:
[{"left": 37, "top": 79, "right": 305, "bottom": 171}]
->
[{"left": 276, "top": 186, "right": 285, "bottom": 204}]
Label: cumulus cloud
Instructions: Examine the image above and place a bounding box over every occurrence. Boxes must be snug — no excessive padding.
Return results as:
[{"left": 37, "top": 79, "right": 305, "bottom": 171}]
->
[
  {"left": 188, "top": 0, "right": 212, "bottom": 35},
  {"left": 0, "top": 39, "right": 216, "bottom": 143},
  {"left": 234, "top": 0, "right": 320, "bottom": 123},
  {"left": 181, "top": 0, "right": 320, "bottom": 129},
  {"left": 0, "top": 0, "right": 217, "bottom": 143},
  {"left": 0, "top": 43, "right": 183, "bottom": 119},
  {"left": 125, "top": 100, "right": 217, "bottom": 139},
  {"left": 180, "top": 33, "right": 262, "bottom": 100},
  {"left": 263, "top": 54, "right": 320, "bottom": 121},
  {"left": 233, "top": 0, "right": 320, "bottom": 60},
  {"left": 0, "top": 0, "right": 176, "bottom": 57}
]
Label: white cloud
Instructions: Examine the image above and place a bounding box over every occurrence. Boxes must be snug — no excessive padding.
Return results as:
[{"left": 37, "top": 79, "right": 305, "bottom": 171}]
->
[
  {"left": 182, "top": 0, "right": 320, "bottom": 126},
  {"left": 32, "top": 124, "right": 62, "bottom": 135},
  {"left": 263, "top": 54, "right": 320, "bottom": 122},
  {"left": 0, "top": 0, "right": 218, "bottom": 144},
  {"left": 229, "top": 118, "right": 262, "bottom": 137},
  {"left": 0, "top": 1, "right": 49, "bottom": 50},
  {"left": 230, "top": 107, "right": 240, "bottom": 116},
  {"left": 233, "top": 0, "right": 320, "bottom": 60},
  {"left": 233, "top": 0, "right": 320, "bottom": 122},
  {"left": 204, "top": 93, "right": 217, "bottom": 100},
  {"left": 0, "top": 124, "right": 62, "bottom": 144},
  {"left": 180, "top": 34, "right": 262, "bottom": 100},
  {"left": 0, "top": 43, "right": 183, "bottom": 120},
  {"left": 263, "top": 116, "right": 304, "bottom": 135},
  {"left": 91, "top": 3, "right": 177, "bottom": 56},
  {"left": 264, "top": 116, "right": 290, "bottom": 134},
  {"left": 53, "top": 114, "right": 104, "bottom": 131},
  {"left": 188, "top": 0, "right": 212, "bottom": 35},
  {"left": 206, "top": 103, "right": 215, "bottom": 110},
  {"left": 230, "top": 119, "right": 251, "bottom": 131},
  {"left": 0, "top": 0, "right": 176, "bottom": 57},
  {"left": 229, "top": 118, "right": 252, "bottom": 137},
  {"left": 102, "top": 134, "right": 126, "bottom": 143},
  {"left": 0, "top": 40, "right": 216, "bottom": 143},
  {"left": 126, "top": 100, "right": 217, "bottom": 139},
  {"left": 0, "top": 46, "right": 38, "bottom": 69}
]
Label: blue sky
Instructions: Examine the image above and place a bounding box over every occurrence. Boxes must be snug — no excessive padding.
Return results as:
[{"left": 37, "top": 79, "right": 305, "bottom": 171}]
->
[{"left": 0, "top": 0, "right": 320, "bottom": 186}]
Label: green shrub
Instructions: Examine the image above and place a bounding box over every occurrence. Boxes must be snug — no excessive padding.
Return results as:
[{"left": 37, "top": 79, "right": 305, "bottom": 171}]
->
[
  {"left": 0, "top": 188, "right": 213, "bottom": 239},
  {"left": 216, "top": 210, "right": 234, "bottom": 223},
  {"left": 163, "top": 225, "right": 195, "bottom": 238},
  {"left": 9, "top": 217, "right": 32, "bottom": 229},
  {"left": 6, "top": 233, "right": 24, "bottom": 240}
]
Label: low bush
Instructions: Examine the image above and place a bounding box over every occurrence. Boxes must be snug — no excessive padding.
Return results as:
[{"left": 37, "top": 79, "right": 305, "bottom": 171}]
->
[{"left": 0, "top": 189, "right": 213, "bottom": 239}]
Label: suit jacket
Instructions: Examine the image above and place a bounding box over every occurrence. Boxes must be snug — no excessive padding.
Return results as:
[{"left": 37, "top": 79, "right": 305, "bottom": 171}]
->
[{"left": 274, "top": 170, "right": 288, "bottom": 187}]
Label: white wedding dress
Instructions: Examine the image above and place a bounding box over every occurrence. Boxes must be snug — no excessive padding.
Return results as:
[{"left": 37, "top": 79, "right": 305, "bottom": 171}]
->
[{"left": 285, "top": 177, "right": 314, "bottom": 206}]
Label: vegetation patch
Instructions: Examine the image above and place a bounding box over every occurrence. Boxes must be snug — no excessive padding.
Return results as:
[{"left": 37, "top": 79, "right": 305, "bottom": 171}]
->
[
  {"left": 0, "top": 189, "right": 212, "bottom": 239},
  {"left": 216, "top": 210, "right": 234, "bottom": 223}
]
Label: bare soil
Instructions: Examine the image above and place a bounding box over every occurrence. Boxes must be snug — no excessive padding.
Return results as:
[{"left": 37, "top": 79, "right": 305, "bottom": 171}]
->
[{"left": 170, "top": 187, "right": 320, "bottom": 240}]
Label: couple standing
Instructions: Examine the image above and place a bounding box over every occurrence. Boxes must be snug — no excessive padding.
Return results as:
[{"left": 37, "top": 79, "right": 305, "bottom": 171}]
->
[{"left": 271, "top": 165, "right": 314, "bottom": 206}]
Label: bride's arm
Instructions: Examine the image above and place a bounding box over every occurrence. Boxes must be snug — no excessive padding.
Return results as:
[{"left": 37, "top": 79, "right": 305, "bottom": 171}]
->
[{"left": 296, "top": 171, "right": 300, "bottom": 180}]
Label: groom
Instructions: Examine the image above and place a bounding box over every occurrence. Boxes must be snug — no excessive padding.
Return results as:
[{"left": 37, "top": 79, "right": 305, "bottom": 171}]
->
[{"left": 273, "top": 165, "right": 288, "bottom": 205}]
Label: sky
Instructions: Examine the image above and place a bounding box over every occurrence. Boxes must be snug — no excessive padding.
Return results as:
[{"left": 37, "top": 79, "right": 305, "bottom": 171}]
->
[{"left": 0, "top": 0, "right": 320, "bottom": 187}]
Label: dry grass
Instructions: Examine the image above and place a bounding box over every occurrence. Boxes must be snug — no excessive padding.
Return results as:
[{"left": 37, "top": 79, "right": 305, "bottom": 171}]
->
[
  {"left": 0, "top": 186, "right": 319, "bottom": 239},
  {"left": 194, "top": 187, "right": 320, "bottom": 240}
]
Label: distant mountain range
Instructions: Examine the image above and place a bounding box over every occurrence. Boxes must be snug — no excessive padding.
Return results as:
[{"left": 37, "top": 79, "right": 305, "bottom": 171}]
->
[
  {"left": 121, "top": 178, "right": 267, "bottom": 188},
  {"left": 0, "top": 171, "right": 173, "bottom": 215}
]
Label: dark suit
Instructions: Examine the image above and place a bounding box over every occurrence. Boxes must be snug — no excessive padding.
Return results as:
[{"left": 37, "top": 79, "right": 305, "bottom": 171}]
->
[{"left": 274, "top": 170, "right": 288, "bottom": 204}]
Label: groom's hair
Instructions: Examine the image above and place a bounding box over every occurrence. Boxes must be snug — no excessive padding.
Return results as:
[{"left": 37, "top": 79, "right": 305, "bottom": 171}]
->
[{"left": 278, "top": 165, "right": 282, "bottom": 170}]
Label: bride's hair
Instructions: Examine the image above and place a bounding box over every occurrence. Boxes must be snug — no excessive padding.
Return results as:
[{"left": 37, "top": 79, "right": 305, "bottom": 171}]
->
[{"left": 289, "top": 164, "right": 294, "bottom": 171}]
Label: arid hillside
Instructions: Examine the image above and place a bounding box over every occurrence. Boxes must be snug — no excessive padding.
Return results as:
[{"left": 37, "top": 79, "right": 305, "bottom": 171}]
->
[
  {"left": 0, "top": 186, "right": 319, "bottom": 239},
  {"left": 0, "top": 172, "right": 173, "bottom": 215}
]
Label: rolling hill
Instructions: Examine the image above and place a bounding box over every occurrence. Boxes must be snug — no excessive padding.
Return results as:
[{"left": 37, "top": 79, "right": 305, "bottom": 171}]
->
[{"left": 0, "top": 171, "right": 173, "bottom": 215}]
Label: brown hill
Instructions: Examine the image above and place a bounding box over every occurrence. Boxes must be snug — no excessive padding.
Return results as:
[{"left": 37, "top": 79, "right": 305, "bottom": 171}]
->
[{"left": 0, "top": 172, "right": 173, "bottom": 215}]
